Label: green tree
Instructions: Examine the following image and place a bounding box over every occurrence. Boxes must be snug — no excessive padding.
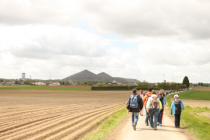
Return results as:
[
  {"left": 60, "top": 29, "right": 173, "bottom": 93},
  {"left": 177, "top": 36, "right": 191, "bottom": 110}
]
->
[
  {"left": 182, "top": 76, "right": 190, "bottom": 88},
  {"left": 24, "top": 80, "right": 32, "bottom": 85},
  {"left": 138, "top": 81, "right": 151, "bottom": 88},
  {"left": 170, "top": 83, "right": 178, "bottom": 90},
  {"left": 151, "top": 84, "right": 157, "bottom": 88},
  {"left": 65, "top": 81, "right": 70, "bottom": 85},
  {"left": 157, "top": 83, "right": 170, "bottom": 90}
]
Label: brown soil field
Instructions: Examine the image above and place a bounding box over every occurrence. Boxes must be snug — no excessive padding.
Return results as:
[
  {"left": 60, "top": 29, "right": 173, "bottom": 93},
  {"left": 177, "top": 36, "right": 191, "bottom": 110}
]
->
[
  {"left": 48, "top": 85, "right": 91, "bottom": 89},
  {"left": 0, "top": 90, "right": 131, "bottom": 140},
  {"left": 170, "top": 98, "right": 210, "bottom": 108},
  {"left": 197, "top": 112, "right": 210, "bottom": 118},
  {"left": 193, "top": 87, "right": 210, "bottom": 91}
]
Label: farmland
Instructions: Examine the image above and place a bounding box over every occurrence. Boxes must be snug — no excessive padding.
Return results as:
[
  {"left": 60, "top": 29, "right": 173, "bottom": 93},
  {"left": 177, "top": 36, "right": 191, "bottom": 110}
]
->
[
  {"left": 172, "top": 90, "right": 210, "bottom": 100},
  {"left": 168, "top": 90, "right": 210, "bottom": 107},
  {"left": 193, "top": 87, "right": 210, "bottom": 91},
  {"left": 0, "top": 86, "right": 91, "bottom": 91},
  {"left": 0, "top": 90, "right": 130, "bottom": 140}
]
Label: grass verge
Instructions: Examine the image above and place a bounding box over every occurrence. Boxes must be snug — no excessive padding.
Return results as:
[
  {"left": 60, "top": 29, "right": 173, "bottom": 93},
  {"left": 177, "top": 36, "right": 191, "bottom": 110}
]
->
[
  {"left": 0, "top": 86, "right": 91, "bottom": 91},
  {"left": 166, "top": 94, "right": 210, "bottom": 140},
  {"left": 168, "top": 90, "right": 210, "bottom": 100},
  {"left": 83, "top": 108, "right": 127, "bottom": 140}
]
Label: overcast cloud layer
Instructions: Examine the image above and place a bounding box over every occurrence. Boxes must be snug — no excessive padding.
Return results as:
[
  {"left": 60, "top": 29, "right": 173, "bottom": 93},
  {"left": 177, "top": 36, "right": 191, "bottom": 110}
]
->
[{"left": 1, "top": 0, "right": 210, "bottom": 83}]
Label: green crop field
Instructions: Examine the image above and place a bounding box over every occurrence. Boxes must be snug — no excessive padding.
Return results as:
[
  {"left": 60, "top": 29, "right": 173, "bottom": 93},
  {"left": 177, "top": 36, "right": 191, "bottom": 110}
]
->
[
  {"left": 0, "top": 86, "right": 91, "bottom": 91},
  {"left": 169, "top": 90, "right": 210, "bottom": 100}
]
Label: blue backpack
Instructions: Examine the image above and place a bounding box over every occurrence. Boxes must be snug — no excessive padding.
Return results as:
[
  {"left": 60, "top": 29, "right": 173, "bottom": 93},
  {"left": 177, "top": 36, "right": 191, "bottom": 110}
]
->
[{"left": 130, "top": 94, "right": 139, "bottom": 108}]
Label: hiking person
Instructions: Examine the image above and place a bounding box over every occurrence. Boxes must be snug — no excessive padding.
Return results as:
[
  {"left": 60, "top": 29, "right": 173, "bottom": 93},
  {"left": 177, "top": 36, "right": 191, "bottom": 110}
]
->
[
  {"left": 139, "top": 90, "right": 145, "bottom": 116},
  {"left": 126, "top": 88, "right": 143, "bottom": 130},
  {"left": 143, "top": 88, "right": 152, "bottom": 126},
  {"left": 157, "top": 91, "right": 166, "bottom": 126},
  {"left": 171, "top": 94, "right": 184, "bottom": 128},
  {"left": 146, "top": 90, "right": 161, "bottom": 130},
  {"left": 139, "top": 90, "right": 145, "bottom": 99}
]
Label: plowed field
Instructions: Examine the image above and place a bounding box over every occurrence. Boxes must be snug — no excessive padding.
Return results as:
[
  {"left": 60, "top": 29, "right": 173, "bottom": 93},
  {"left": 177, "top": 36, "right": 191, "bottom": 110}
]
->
[
  {"left": 193, "top": 87, "right": 210, "bottom": 91},
  {"left": 0, "top": 90, "right": 131, "bottom": 140}
]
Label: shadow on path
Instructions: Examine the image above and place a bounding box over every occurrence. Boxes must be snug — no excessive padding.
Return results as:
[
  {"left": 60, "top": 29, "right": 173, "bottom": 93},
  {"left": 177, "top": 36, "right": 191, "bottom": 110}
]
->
[{"left": 136, "top": 128, "right": 185, "bottom": 133}]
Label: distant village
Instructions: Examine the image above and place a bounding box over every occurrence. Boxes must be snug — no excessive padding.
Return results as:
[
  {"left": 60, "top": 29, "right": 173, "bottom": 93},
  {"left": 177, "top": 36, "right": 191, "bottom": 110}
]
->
[
  {"left": 0, "top": 73, "right": 209, "bottom": 87},
  {"left": 0, "top": 73, "right": 139, "bottom": 86},
  {"left": 0, "top": 73, "right": 61, "bottom": 86}
]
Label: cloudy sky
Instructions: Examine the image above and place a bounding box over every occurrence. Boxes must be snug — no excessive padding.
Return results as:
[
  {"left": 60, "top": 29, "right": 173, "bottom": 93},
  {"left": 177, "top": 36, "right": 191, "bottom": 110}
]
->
[{"left": 0, "top": 0, "right": 210, "bottom": 83}]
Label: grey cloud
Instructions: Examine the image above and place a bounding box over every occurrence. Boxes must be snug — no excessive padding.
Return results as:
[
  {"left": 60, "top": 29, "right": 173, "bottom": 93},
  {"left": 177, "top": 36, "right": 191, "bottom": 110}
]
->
[
  {"left": 2, "top": 0, "right": 210, "bottom": 40},
  {"left": 81, "top": 0, "right": 210, "bottom": 39}
]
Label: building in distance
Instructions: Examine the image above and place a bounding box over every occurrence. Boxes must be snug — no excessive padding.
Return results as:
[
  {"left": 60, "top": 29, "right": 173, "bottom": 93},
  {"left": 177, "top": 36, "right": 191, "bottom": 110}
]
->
[{"left": 22, "top": 73, "right": 26, "bottom": 80}]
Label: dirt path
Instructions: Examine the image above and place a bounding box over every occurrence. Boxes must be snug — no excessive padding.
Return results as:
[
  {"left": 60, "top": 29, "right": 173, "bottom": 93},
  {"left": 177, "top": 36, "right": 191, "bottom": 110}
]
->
[{"left": 106, "top": 108, "right": 194, "bottom": 140}]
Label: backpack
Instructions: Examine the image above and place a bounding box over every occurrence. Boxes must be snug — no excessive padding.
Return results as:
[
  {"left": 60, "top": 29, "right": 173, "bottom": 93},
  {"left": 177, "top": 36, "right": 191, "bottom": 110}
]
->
[
  {"left": 152, "top": 97, "right": 159, "bottom": 108},
  {"left": 174, "top": 100, "right": 181, "bottom": 114},
  {"left": 158, "top": 95, "right": 164, "bottom": 105},
  {"left": 130, "top": 94, "right": 139, "bottom": 108}
]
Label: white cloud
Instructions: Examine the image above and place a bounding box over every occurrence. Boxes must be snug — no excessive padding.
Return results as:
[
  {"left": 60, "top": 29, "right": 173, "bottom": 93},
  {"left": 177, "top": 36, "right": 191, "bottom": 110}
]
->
[
  {"left": 0, "top": 25, "right": 111, "bottom": 59},
  {"left": 0, "top": 0, "right": 81, "bottom": 25},
  {"left": 0, "top": 0, "right": 210, "bottom": 83}
]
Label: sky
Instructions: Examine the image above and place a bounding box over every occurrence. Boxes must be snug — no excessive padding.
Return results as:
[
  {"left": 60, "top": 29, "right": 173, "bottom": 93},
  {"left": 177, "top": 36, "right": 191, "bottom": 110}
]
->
[{"left": 0, "top": 0, "right": 210, "bottom": 83}]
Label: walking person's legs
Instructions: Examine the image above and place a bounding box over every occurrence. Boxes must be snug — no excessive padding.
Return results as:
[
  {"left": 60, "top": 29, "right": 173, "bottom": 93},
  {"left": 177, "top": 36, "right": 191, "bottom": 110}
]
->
[
  {"left": 149, "top": 109, "right": 154, "bottom": 128},
  {"left": 134, "top": 112, "right": 139, "bottom": 126},
  {"left": 175, "top": 114, "right": 179, "bottom": 127},
  {"left": 140, "top": 110, "right": 143, "bottom": 116},
  {"left": 158, "top": 110, "right": 161, "bottom": 125},
  {"left": 132, "top": 112, "right": 139, "bottom": 130},
  {"left": 145, "top": 107, "right": 148, "bottom": 125},
  {"left": 132, "top": 112, "right": 134, "bottom": 126},
  {"left": 147, "top": 111, "right": 150, "bottom": 125},
  {"left": 177, "top": 114, "right": 181, "bottom": 128},
  {"left": 161, "top": 110, "right": 164, "bottom": 125},
  {"left": 153, "top": 109, "right": 159, "bottom": 130},
  {"left": 158, "top": 110, "right": 163, "bottom": 125}
]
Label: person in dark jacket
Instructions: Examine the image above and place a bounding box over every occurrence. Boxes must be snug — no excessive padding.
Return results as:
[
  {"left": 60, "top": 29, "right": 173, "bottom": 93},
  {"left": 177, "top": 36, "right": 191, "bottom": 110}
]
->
[{"left": 126, "top": 88, "right": 143, "bottom": 130}]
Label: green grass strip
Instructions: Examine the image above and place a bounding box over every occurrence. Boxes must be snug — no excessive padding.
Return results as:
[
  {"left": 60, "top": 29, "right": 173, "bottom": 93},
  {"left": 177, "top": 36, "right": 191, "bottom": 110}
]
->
[
  {"left": 166, "top": 94, "right": 210, "bottom": 140},
  {"left": 0, "top": 86, "right": 90, "bottom": 91},
  {"left": 83, "top": 108, "right": 127, "bottom": 140},
  {"left": 167, "top": 90, "right": 210, "bottom": 100}
]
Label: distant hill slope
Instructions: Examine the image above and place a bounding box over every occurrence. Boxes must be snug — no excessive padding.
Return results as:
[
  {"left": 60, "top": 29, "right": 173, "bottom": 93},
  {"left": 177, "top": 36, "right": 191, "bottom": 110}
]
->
[
  {"left": 62, "top": 70, "right": 139, "bottom": 83},
  {"left": 114, "top": 77, "right": 139, "bottom": 83},
  {"left": 97, "top": 72, "right": 113, "bottom": 81},
  {"left": 62, "top": 70, "right": 99, "bottom": 81}
]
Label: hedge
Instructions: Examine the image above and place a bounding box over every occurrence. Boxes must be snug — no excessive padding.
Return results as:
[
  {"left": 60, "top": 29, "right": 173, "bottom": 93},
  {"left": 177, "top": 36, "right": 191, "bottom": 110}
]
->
[
  {"left": 91, "top": 86, "right": 187, "bottom": 91},
  {"left": 91, "top": 86, "right": 159, "bottom": 91}
]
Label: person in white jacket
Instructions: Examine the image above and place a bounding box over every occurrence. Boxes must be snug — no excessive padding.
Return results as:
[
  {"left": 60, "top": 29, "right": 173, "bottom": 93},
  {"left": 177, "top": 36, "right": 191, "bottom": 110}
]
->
[{"left": 146, "top": 90, "right": 161, "bottom": 130}]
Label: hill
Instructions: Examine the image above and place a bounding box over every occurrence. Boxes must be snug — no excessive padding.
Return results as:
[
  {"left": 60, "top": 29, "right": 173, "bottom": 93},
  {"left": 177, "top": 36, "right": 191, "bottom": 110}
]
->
[
  {"left": 97, "top": 72, "right": 113, "bottom": 81},
  {"left": 62, "top": 70, "right": 139, "bottom": 83},
  {"left": 114, "top": 77, "right": 139, "bottom": 84},
  {"left": 63, "top": 70, "right": 99, "bottom": 80}
]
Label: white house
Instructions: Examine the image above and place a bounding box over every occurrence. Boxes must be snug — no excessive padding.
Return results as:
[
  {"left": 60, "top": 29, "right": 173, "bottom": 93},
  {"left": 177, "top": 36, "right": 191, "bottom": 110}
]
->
[
  {"left": 49, "top": 82, "right": 60, "bottom": 86},
  {"left": 34, "top": 82, "right": 46, "bottom": 86}
]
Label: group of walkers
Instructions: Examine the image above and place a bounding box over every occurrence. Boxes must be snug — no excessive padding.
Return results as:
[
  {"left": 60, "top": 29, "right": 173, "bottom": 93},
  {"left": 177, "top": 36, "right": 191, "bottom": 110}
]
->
[{"left": 126, "top": 88, "right": 184, "bottom": 131}]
